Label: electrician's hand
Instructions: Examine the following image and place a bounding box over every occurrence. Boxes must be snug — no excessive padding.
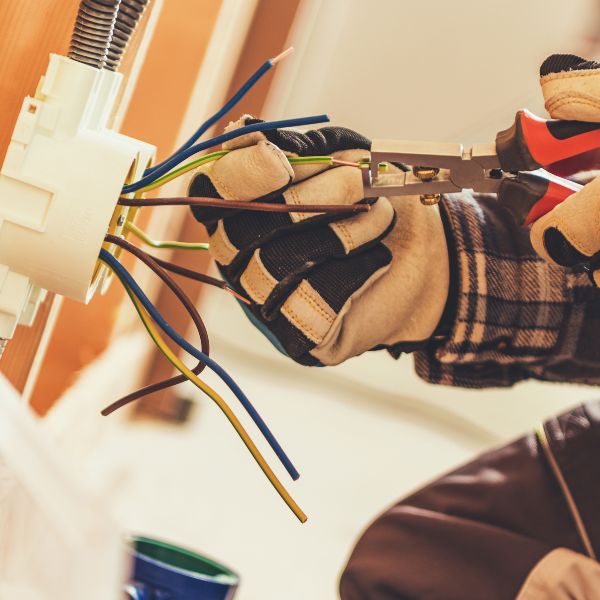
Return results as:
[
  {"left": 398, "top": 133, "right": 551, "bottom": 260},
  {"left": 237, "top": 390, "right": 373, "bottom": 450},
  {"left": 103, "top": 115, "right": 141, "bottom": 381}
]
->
[
  {"left": 189, "top": 116, "right": 449, "bottom": 366},
  {"left": 530, "top": 54, "right": 600, "bottom": 285}
]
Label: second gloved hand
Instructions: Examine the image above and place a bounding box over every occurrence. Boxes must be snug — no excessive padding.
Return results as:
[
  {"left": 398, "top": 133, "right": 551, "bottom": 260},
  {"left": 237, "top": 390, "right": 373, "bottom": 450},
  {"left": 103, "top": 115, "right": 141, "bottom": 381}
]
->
[
  {"left": 529, "top": 55, "right": 600, "bottom": 284},
  {"left": 190, "top": 117, "right": 449, "bottom": 366}
]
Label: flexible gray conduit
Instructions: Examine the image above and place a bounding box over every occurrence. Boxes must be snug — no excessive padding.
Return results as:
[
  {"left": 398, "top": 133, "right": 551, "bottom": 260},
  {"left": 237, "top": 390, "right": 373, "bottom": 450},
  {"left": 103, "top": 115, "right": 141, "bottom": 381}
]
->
[
  {"left": 106, "top": 0, "right": 150, "bottom": 71},
  {"left": 68, "top": 0, "right": 149, "bottom": 71},
  {"left": 68, "top": 0, "right": 121, "bottom": 69}
]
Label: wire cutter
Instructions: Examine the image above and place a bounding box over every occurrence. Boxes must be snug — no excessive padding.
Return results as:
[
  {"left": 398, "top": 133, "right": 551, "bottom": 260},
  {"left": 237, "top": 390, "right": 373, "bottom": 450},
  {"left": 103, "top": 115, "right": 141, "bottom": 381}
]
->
[{"left": 363, "top": 110, "right": 600, "bottom": 225}]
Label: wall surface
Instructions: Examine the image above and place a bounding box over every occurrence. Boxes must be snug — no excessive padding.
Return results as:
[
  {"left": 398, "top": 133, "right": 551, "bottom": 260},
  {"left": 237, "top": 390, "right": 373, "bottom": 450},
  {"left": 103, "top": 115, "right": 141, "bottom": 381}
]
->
[{"left": 265, "top": 0, "right": 600, "bottom": 142}]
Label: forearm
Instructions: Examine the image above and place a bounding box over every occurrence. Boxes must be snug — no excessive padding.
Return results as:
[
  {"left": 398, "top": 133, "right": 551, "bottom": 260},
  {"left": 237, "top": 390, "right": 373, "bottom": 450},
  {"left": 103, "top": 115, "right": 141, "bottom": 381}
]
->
[{"left": 413, "top": 192, "right": 600, "bottom": 387}]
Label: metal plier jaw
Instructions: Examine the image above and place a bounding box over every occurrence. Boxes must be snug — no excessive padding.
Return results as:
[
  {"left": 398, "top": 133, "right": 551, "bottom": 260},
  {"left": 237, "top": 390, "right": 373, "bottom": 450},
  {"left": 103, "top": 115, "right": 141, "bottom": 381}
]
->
[
  {"left": 362, "top": 109, "right": 600, "bottom": 225},
  {"left": 362, "top": 140, "right": 503, "bottom": 198}
]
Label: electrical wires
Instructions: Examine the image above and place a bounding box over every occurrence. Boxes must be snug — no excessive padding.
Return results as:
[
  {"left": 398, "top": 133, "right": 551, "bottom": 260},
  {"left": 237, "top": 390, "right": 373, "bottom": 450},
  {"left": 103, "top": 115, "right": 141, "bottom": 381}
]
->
[
  {"left": 139, "top": 151, "right": 229, "bottom": 192},
  {"left": 103, "top": 236, "right": 212, "bottom": 418},
  {"left": 145, "top": 48, "right": 294, "bottom": 177},
  {"left": 136, "top": 152, "right": 349, "bottom": 194},
  {"left": 100, "top": 242, "right": 295, "bottom": 483},
  {"left": 121, "top": 115, "right": 331, "bottom": 194},
  {"left": 129, "top": 289, "right": 306, "bottom": 522},
  {"left": 96, "top": 46, "right": 369, "bottom": 521},
  {"left": 99, "top": 247, "right": 305, "bottom": 521}
]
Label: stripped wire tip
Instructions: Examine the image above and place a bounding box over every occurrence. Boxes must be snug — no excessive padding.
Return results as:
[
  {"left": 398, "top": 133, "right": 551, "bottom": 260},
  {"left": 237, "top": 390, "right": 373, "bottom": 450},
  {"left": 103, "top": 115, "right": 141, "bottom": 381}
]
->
[
  {"left": 271, "top": 47, "right": 294, "bottom": 65},
  {"left": 331, "top": 159, "right": 361, "bottom": 167}
]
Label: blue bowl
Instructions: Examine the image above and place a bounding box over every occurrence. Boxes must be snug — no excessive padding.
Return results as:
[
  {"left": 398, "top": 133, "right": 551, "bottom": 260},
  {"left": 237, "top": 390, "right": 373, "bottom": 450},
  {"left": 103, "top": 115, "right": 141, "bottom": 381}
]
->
[{"left": 127, "top": 536, "right": 239, "bottom": 600}]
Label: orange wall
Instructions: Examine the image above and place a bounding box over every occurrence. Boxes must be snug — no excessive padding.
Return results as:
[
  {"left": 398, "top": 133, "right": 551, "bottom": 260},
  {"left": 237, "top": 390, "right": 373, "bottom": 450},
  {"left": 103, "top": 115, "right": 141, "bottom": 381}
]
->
[
  {"left": 0, "top": 0, "right": 81, "bottom": 393},
  {"left": 0, "top": 1, "right": 81, "bottom": 163}
]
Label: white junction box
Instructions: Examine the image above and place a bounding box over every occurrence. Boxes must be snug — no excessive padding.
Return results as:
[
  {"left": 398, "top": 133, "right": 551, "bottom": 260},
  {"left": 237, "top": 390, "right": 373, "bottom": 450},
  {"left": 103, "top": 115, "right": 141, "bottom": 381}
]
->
[{"left": 0, "top": 54, "right": 155, "bottom": 341}]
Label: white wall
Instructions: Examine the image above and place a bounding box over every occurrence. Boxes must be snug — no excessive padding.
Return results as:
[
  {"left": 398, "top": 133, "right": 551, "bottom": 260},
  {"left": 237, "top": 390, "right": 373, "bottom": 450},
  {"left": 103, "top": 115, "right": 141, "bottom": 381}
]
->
[{"left": 265, "top": 0, "right": 598, "bottom": 143}]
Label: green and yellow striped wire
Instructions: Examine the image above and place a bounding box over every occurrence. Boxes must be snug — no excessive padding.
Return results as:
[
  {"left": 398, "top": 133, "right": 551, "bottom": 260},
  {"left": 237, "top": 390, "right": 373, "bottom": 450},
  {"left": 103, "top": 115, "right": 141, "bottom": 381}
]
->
[
  {"left": 125, "top": 220, "right": 209, "bottom": 251},
  {"left": 138, "top": 151, "right": 340, "bottom": 193}
]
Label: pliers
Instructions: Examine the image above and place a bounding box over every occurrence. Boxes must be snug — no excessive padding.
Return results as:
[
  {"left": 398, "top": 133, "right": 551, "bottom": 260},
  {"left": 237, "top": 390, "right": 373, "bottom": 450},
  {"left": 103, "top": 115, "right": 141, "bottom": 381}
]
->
[{"left": 362, "top": 110, "right": 600, "bottom": 226}]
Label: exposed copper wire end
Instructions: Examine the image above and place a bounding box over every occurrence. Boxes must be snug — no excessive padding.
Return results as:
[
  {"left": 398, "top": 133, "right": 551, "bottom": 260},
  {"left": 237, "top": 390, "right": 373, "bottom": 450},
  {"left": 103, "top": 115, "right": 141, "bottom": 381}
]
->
[
  {"left": 226, "top": 287, "right": 252, "bottom": 305},
  {"left": 271, "top": 47, "right": 294, "bottom": 65},
  {"left": 332, "top": 159, "right": 361, "bottom": 167}
]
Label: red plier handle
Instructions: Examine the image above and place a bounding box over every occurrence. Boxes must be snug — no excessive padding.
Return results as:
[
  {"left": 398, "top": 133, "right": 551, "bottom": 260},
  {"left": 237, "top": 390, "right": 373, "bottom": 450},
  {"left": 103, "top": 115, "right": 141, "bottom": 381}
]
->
[
  {"left": 495, "top": 110, "right": 599, "bottom": 225},
  {"left": 497, "top": 171, "right": 581, "bottom": 226},
  {"left": 496, "top": 109, "right": 600, "bottom": 172}
]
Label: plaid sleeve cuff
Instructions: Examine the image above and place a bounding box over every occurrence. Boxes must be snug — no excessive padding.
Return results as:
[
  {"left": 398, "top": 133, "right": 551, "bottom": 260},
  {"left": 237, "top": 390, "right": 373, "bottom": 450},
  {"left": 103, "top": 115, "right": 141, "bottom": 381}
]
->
[{"left": 414, "top": 192, "right": 600, "bottom": 388}]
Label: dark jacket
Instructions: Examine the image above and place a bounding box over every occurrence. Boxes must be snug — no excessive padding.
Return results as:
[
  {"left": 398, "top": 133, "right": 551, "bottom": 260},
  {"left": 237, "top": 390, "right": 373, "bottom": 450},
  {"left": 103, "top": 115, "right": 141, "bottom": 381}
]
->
[{"left": 340, "top": 401, "right": 600, "bottom": 599}]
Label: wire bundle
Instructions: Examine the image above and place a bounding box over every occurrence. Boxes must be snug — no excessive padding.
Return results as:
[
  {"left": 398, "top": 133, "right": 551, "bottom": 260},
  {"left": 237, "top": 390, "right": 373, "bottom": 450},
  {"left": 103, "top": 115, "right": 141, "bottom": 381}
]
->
[
  {"left": 121, "top": 115, "right": 334, "bottom": 194},
  {"left": 143, "top": 47, "right": 293, "bottom": 180},
  {"left": 99, "top": 49, "right": 366, "bottom": 520},
  {"left": 99, "top": 245, "right": 306, "bottom": 522}
]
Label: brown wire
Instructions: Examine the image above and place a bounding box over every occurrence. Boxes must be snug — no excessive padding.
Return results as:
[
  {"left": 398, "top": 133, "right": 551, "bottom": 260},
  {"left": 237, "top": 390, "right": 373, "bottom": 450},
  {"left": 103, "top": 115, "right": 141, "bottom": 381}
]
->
[
  {"left": 118, "top": 196, "right": 371, "bottom": 214},
  {"left": 101, "top": 235, "right": 209, "bottom": 416},
  {"left": 148, "top": 254, "right": 252, "bottom": 305},
  {"left": 149, "top": 254, "right": 226, "bottom": 287}
]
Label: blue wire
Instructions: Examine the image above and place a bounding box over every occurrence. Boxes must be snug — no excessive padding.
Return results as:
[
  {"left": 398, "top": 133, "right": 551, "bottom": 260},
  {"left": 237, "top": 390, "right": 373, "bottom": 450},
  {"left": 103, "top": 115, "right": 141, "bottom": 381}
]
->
[
  {"left": 145, "top": 59, "right": 273, "bottom": 176},
  {"left": 99, "top": 249, "right": 300, "bottom": 481},
  {"left": 121, "top": 114, "right": 329, "bottom": 194}
]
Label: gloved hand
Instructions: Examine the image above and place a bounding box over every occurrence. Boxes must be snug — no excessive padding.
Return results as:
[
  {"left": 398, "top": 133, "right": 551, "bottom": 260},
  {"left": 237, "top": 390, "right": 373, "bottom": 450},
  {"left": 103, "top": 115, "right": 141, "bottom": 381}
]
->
[
  {"left": 189, "top": 116, "right": 449, "bottom": 366},
  {"left": 529, "top": 54, "right": 600, "bottom": 285}
]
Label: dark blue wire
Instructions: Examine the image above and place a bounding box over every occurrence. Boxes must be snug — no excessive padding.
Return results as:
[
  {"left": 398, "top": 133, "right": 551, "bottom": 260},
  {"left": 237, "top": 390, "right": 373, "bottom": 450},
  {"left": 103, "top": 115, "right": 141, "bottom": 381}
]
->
[
  {"left": 99, "top": 249, "right": 300, "bottom": 481},
  {"left": 121, "top": 114, "right": 329, "bottom": 194},
  {"left": 145, "top": 60, "right": 273, "bottom": 177}
]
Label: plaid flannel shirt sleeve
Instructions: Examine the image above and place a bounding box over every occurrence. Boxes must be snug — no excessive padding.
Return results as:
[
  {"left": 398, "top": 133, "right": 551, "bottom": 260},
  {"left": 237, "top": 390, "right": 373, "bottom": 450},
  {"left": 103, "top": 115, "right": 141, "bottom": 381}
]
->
[{"left": 413, "top": 192, "right": 600, "bottom": 388}]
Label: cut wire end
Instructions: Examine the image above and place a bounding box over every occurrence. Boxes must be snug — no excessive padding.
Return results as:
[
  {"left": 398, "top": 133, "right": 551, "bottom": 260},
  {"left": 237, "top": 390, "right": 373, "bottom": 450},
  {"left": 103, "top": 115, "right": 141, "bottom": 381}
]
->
[
  {"left": 271, "top": 46, "right": 294, "bottom": 65},
  {"left": 226, "top": 287, "right": 253, "bottom": 305},
  {"left": 331, "top": 159, "right": 361, "bottom": 167}
]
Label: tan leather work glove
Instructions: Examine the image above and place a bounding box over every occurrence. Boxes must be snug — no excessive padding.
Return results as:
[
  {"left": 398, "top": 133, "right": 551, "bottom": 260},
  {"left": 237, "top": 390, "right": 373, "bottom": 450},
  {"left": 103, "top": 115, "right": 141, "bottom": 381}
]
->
[
  {"left": 529, "top": 55, "right": 600, "bottom": 284},
  {"left": 189, "top": 116, "right": 449, "bottom": 366}
]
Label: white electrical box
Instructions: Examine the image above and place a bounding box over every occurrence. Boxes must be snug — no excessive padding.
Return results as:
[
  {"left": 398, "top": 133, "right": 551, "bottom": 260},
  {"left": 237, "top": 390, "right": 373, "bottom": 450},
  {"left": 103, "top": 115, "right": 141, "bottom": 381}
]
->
[{"left": 0, "top": 54, "right": 155, "bottom": 341}]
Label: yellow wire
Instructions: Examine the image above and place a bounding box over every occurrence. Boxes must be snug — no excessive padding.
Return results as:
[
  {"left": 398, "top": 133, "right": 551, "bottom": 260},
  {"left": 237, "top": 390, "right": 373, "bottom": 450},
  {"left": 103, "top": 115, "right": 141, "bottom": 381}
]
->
[
  {"left": 119, "top": 279, "right": 307, "bottom": 523},
  {"left": 125, "top": 220, "right": 209, "bottom": 251}
]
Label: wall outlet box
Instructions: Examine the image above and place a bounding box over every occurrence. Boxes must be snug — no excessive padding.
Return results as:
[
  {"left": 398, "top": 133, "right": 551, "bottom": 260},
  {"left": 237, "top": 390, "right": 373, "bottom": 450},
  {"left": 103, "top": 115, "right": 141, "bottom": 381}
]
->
[{"left": 0, "top": 54, "right": 155, "bottom": 340}]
